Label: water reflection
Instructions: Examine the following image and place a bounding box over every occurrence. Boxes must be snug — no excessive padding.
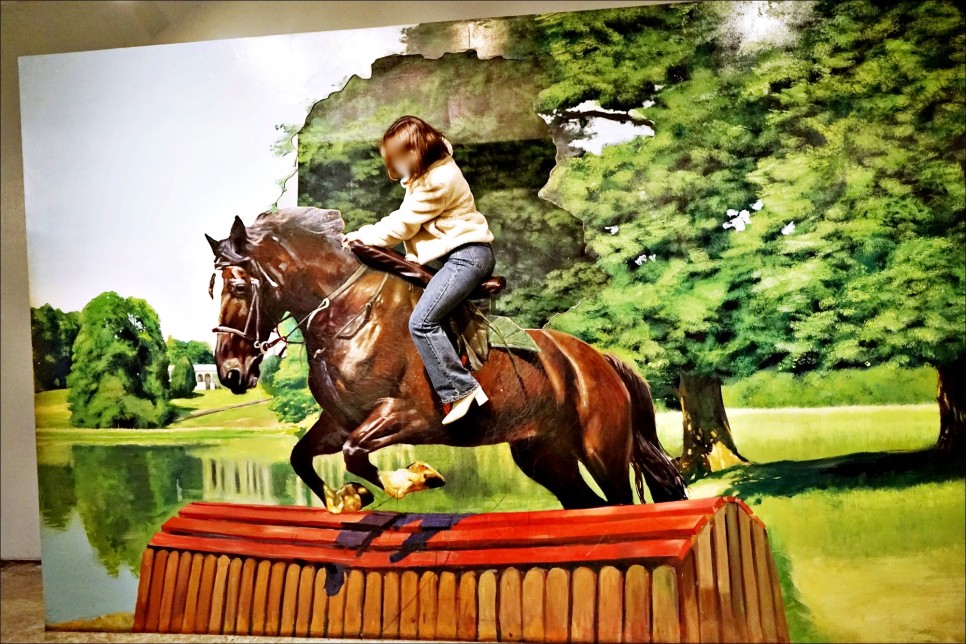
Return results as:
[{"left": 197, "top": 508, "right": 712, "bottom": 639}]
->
[{"left": 37, "top": 435, "right": 559, "bottom": 624}]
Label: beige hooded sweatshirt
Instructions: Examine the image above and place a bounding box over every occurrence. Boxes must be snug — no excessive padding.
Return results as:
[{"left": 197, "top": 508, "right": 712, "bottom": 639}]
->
[{"left": 349, "top": 137, "right": 494, "bottom": 265}]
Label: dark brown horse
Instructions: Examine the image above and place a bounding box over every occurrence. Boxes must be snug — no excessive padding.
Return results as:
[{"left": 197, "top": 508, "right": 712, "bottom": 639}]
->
[{"left": 206, "top": 206, "right": 687, "bottom": 512}]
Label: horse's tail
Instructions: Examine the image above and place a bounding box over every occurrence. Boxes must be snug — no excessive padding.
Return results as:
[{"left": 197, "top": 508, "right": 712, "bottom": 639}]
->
[{"left": 603, "top": 353, "right": 688, "bottom": 503}]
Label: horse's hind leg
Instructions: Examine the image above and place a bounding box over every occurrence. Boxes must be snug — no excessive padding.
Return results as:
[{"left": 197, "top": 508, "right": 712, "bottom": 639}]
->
[{"left": 509, "top": 439, "right": 607, "bottom": 510}]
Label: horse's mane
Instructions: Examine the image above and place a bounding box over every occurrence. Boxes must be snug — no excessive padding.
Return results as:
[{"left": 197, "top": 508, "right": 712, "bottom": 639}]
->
[{"left": 247, "top": 206, "right": 346, "bottom": 247}]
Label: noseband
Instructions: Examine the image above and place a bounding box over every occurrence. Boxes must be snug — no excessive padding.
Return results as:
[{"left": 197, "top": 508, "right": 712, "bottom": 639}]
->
[{"left": 210, "top": 258, "right": 371, "bottom": 354}]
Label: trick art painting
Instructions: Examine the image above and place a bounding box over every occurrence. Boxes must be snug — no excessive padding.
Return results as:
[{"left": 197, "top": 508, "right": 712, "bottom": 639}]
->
[{"left": 19, "top": 1, "right": 964, "bottom": 642}]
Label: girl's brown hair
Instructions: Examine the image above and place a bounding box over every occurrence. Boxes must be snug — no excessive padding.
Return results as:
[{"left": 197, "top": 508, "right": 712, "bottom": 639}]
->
[{"left": 379, "top": 115, "right": 450, "bottom": 182}]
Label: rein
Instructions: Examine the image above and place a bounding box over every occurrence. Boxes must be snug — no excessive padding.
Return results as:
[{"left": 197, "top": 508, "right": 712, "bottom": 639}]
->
[{"left": 211, "top": 259, "right": 376, "bottom": 355}]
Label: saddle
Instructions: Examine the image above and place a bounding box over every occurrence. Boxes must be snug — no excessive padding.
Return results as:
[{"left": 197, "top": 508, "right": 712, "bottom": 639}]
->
[{"left": 348, "top": 240, "right": 509, "bottom": 370}]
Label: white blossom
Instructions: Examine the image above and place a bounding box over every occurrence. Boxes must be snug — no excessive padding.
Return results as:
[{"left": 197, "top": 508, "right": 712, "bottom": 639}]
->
[
  {"left": 751, "top": 199, "right": 764, "bottom": 211},
  {"left": 781, "top": 221, "right": 796, "bottom": 235},
  {"left": 604, "top": 225, "right": 620, "bottom": 235}
]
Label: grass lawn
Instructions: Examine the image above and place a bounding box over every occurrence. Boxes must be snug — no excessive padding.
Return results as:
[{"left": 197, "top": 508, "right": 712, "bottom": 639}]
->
[{"left": 34, "top": 386, "right": 287, "bottom": 430}]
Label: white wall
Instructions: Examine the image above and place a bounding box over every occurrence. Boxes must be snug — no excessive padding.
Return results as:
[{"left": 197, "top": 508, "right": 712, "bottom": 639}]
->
[{"left": 0, "top": 0, "right": 657, "bottom": 560}]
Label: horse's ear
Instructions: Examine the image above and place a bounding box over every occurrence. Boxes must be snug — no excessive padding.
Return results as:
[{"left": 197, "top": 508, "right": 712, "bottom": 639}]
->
[
  {"left": 229, "top": 215, "right": 248, "bottom": 250},
  {"left": 205, "top": 234, "right": 220, "bottom": 255}
]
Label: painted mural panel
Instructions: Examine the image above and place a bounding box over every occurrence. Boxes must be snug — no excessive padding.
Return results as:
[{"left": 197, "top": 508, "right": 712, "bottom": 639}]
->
[{"left": 20, "top": 2, "right": 964, "bottom": 641}]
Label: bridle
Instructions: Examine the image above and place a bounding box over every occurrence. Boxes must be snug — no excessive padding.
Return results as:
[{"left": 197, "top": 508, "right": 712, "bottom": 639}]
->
[{"left": 210, "top": 257, "right": 374, "bottom": 355}]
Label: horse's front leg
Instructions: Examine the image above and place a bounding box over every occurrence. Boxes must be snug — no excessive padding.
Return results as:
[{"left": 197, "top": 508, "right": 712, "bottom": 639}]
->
[
  {"left": 291, "top": 410, "right": 373, "bottom": 513},
  {"left": 342, "top": 397, "right": 447, "bottom": 501}
]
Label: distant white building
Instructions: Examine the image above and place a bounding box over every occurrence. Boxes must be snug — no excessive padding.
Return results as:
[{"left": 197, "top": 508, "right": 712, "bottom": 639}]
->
[{"left": 167, "top": 363, "right": 221, "bottom": 390}]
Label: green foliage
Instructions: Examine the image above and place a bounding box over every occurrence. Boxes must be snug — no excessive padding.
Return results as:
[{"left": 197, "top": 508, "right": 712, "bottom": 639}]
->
[
  {"left": 743, "top": 0, "right": 966, "bottom": 372},
  {"left": 169, "top": 356, "right": 197, "bottom": 398},
  {"left": 266, "top": 321, "right": 319, "bottom": 423},
  {"left": 166, "top": 337, "right": 214, "bottom": 364},
  {"left": 540, "top": 0, "right": 964, "bottom": 396},
  {"left": 67, "top": 292, "right": 172, "bottom": 428},
  {"left": 722, "top": 365, "right": 938, "bottom": 408},
  {"left": 30, "top": 304, "right": 80, "bottom": 391},
  {"left": 258, "top": 354, "right": 282, "bottom": 395}
]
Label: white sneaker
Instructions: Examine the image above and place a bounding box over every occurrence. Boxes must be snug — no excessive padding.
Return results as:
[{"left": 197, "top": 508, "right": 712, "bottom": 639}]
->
[{"left": 441, "top": 384, "right": 489, "bottom": 425}]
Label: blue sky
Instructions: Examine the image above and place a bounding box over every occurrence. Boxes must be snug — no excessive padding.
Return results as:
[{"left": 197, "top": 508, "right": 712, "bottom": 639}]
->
[{"left": 19, "top": 23, "right": 407, "bottom": 341}]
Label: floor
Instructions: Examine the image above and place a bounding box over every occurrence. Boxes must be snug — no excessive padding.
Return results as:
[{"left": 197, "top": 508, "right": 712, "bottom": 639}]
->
[{"left": 0, "top": 562, "right": 425, "bottom": 643}]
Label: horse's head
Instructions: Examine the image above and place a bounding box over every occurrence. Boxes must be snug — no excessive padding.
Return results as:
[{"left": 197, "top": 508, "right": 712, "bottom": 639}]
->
[{"left": 205, "top": 215, "right": 284, "bottom": 394}]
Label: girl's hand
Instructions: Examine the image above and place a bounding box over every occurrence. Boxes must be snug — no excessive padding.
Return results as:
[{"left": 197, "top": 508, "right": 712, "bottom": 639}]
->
[{"left": 341, "top": 232, "right": 356, "bottom": 250}]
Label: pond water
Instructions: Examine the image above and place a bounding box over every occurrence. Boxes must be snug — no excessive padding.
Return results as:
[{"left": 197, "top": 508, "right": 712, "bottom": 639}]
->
[{"left": 35, "top": 432, "right": 561, "bottom": 625}]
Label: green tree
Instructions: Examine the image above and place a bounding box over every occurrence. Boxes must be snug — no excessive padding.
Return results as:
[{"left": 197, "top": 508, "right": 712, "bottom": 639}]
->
[
  {"left": 536, "top": 2, "right": 772, "bottom": 480},
  {"left": 166, "top": 337, "right": 214, "bottom": 364},
  {"left": 743, "top": 0, "right": 965, "bottom": 454},
  {"left": 169, "top": 355, "right": 197, "bottom": 398},
  {"left": 67, "top": 292, "right": 172, "bottom": 428},
  {"left": 30, "top": 304, "right": 80, "bottom": 391},
  {"left": 267, "top": 320, "right": 319, "bottom": 423},
  {"left": 258, "top": 354, "right": 282, "bottom": 395}
]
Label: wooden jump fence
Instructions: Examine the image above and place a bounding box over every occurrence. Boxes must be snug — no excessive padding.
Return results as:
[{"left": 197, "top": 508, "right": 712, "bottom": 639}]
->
[{"left": 132, "top": 496, "right": 789, "bottom": 642}]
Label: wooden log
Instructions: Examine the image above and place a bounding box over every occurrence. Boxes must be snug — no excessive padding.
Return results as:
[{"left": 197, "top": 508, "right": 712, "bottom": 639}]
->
[
  {"left": 294, "top": 565, "right": 315, "bottom": 638},
  {"left": 695, "top": 525, "right": 721, "bottom": 643},
  {"left": 345, "top": 568, "right": 366, "bottom": 639},
  {"left": 132, "top": 549, "right": 155, "bottom": 633},
  {"left": 307, "top": 567, "right": 328, "bottom": 638},
  {"left": 144, "top": 549, "right": 168, "bottom": 632},
  {"left": 235, "top": 557, "right": 257, "bottom": 635},
  {"left": 222, "top": 557, "right": 242, "bottom": 635},
  {"left": 206, "top": 555, "right": 230, "bottom": 634},
  {"left": 680, "top": 552, "right": 701, "bottom": 643},
  {"left": 180, "top": 553, "right": 204, "bottom": 633},
  {"left": 725, "top": 503, "right": 749, "bottom": 643},
  {"left": 157, "top": 551, "right": 180, "bottom": 633},
  {"left": 712, "top": 512, "right": 738, "bottom": 643},
  {"left": 499, "top": 567, "right": 523, "bottom": 641},
  {"left": 194, "top": 554, "right": 217, "bottom": 634},
  {"left": 436, "top": 571, "right": 458, "bottom": 641},
  {"left": 417, "top": 570, "right": 438, "bottom": 640},
  {"left": 571, "top": 566, "right": 596, "bottom": 644},
  {"left": 456, "top": 571, "right": 478, "bottom": 641},
  {"left": 738, "top": 510, "right": 764, "bottom": 642},
  {"left": 522, "top": 568, "right": 547, "bottom": 642},
  {"left": 652, "top": 564, "right": 680, "bottom": 643},
  {"left": 598, "top": 565, "right": 624, "bottom": 643},
  {"left": 249, "top": 559, "right": 271, "bottom": 635},
  {"left": 326, "top": 568, "right": 348, "bottom": 638},
  {"left": 478, "top": 569, "right": 498, "bottom": 641},
  {"left": 545, "top": 567, "right": 570, "bottom": 643},
  {"left": 624, "top": 564, "right": 651, "bottom": 643},
  {"left": 278, "top": 562, "right": 301, "bottom": 637},
  {"left": 382, "top": 571, "right": 401, "bottom": 639},
  {"left": 399, "top": 570, "right": 420, "bottom": 639},
  {"left": 168, "top": 550, "right": 193, "bottom": 633},
  {"left": 362, "top": 570, "right": 383, "bottom": 639}
]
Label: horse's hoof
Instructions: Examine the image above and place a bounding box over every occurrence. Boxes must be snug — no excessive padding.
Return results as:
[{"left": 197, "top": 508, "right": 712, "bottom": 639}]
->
[
  {"left": 324, "top": 482, "right": 373, "bottom": 513},
  {"left": 378, "top": 462, "right": 446, "bottom": 499},
  {"left": 408, "top": 461, "right": 446, "bottom": 489}
]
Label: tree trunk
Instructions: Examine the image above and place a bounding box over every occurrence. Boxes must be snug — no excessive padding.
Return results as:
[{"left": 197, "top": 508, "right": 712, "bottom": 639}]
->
[
  {"left": 677, "top": 372, "right": 749, "bottom": 482},
  {"left": 936, "top": 355, "right": 965, "bottom": 456}
]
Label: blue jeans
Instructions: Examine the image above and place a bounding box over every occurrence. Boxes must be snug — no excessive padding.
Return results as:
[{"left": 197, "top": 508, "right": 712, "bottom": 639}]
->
[{"left": 408, "top": 242, "right": 496, "bottom": 404}]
